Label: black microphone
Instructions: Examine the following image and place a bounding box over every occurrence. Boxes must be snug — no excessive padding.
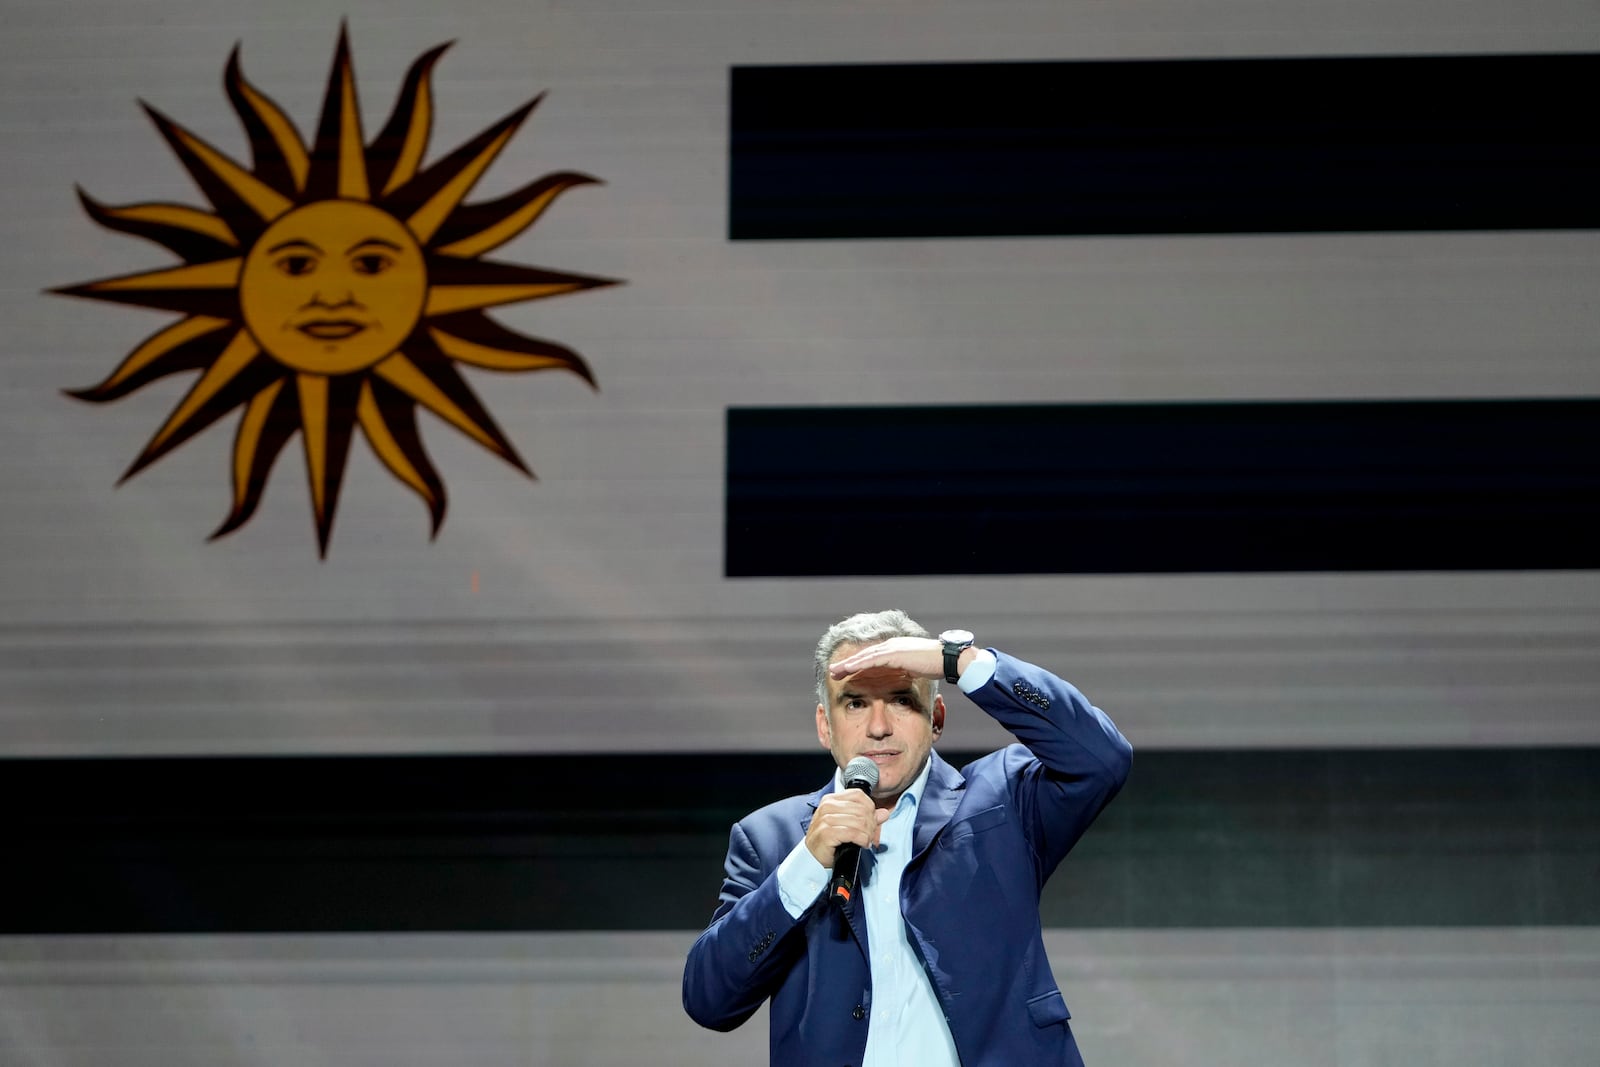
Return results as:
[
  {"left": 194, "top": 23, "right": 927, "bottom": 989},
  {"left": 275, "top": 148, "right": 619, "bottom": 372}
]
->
[{"left": 828, "top": 756, "right": 880, "bottom": 908}]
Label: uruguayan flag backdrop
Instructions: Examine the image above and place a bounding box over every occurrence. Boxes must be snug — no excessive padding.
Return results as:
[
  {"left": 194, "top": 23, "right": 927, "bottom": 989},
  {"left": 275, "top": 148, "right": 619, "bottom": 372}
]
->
[{"left": 1, "top": 1, "right": 1597, "bottom": 761}]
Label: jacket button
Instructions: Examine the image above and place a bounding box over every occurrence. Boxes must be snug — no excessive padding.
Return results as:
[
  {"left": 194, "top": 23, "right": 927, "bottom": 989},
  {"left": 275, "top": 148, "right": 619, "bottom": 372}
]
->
[{"left": 851, "top": 1004, "right": 865, "bottom": 1020}]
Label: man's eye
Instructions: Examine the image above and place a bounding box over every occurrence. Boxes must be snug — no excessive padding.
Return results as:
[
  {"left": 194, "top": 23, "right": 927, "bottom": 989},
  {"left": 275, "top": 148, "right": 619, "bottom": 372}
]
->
[
  {"left": 275, "top": 254, "right": 316, "bottom": 276},
  {"left": 351, "top": 254, "right": 393, "bottom": 275}
]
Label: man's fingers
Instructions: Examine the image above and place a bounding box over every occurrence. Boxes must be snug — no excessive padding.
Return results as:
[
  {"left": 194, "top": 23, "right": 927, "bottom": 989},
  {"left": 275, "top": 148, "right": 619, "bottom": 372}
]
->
[
  {"left": 816, "top": 812, "right": 876, "bottom": 845},
  {"left": 829, "top": 636, "right": 943, "bottom": 679},
  {"left": 806, "top": 816, "right": 875, "bottom": 866},
  {"left": 831, "top": 819, "right": 872, "bottom": 846},
  {"left": 806, "top": 791, "right": 891, "bottom": 859}
]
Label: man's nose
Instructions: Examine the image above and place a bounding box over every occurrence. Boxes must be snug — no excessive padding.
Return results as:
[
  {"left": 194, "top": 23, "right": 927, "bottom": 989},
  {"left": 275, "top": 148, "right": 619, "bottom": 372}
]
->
[{"left": 866, "top": 701, "right": 893, "bottom": 737}]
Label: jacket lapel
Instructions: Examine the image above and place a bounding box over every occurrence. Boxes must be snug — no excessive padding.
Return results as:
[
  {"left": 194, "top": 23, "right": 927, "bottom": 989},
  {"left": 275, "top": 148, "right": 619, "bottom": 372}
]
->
[{"left": 911, "top": 750, "right": 966, "bottom": 861}]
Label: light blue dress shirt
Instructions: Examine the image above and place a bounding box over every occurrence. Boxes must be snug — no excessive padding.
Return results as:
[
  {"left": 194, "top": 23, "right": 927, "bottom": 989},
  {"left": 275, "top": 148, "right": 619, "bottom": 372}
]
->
[{"left": 775, "top": 651, "right": 997, "bottom": 1067}]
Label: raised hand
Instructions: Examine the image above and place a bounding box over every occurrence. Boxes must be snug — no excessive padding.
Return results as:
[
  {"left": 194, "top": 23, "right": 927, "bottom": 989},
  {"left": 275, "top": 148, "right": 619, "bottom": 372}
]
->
[{"left": 828, "top": 635, "right": 971, "bottom": 682}]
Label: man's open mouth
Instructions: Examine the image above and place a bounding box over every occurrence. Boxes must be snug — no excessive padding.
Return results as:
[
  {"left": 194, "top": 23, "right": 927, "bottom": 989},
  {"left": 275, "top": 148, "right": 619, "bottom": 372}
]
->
[{"left": 298, "top": 320, "right": 366, "bottom": 340}]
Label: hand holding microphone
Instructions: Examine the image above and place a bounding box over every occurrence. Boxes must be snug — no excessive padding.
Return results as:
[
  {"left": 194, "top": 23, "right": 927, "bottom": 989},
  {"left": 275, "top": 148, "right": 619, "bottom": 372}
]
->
[{"left": 804, "top": 756, "right": 888, "bottom": 907}]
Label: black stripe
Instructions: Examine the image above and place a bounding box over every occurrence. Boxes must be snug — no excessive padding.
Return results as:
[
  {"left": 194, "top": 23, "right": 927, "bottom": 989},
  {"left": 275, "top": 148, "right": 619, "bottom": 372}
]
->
[
  {"left": 5, "top": 748, "right": 1596, "bottom": 932},
  {"left": 729, "top": 54, "right": 1600, "bottom": 239},
  {"left": 725, "top": 399, "right": 1600, "bottom": 576}
]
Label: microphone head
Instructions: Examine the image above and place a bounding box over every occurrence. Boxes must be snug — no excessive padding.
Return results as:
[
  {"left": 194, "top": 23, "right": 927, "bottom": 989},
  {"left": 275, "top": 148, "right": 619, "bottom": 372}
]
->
[{"left": 841, "top": 756, "right": 880, "bottom": 792}]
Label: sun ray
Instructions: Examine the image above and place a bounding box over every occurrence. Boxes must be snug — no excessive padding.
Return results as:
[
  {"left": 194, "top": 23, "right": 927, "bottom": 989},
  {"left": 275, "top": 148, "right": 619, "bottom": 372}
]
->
[
  {"left": 81, "top": 199, "right": 236, "bottom": 245},
  {"left": 369, "top": 43, "right": 451, "bottom": 197},
  {"left": 373, "top": 349, "right": 527, "bottom": 470},
  {"left": 296, "top": 373, "right": 330, "bottom": 518},
  {"left": 403, "top": 97, "right": 539, "bottom": 243},
  {"left": 121, "top": 355, "right": 282, "bottom": 484},
  {"left": 212, "top": 376, "right": 293, "bottom": 540},
  {"left": 319, "top": 377, "right": 363, "bottom": 549},
  {"left": 424, "top": 282, "right": 581, "bottom": 315},
  {"left": 75, "top": 260, "right": 241, "bottom": 293},
  {"left": 434, "top": 172, "right": 599, "bottom": 258},
  {"left": 137, "top": 330, "right": 262, "bottom": 460},
  {"left": 358, "top": 378, "right": 446, "bottom": 533},
  {"left": 53, "top": 258, "right": 244, "bottom": 317},
  {"left": 66, "top": 316, "right": 233, "bottom": 400},
  {"left": 335, "top": 58, "right": 369, "bottom": 199},
  {"left": 295, "top": 374, "right": 362, "bottom": 556},
  {"left": 142, "top": 103, "right": 293, "bottom": 232},
  {"left": 231, "top": 377, "right": 288, "bottom": 509},
  {"left": 428, "top": 318, "right": 594, "bottom": 382},
  {"left": 304, "top": 25, "right": 369, "bottom": 202},
  {"left": 76, "top": 189, "right": 238, "bottom": 262},
  {"left": 212, "top": 379, "right": 300, "bottom": 543},
  {"left": 423, "top": 256, "right": 616, "bottom": 315},
  {"left": 224, "top": 47, "right": 309, "bottom": 194}
]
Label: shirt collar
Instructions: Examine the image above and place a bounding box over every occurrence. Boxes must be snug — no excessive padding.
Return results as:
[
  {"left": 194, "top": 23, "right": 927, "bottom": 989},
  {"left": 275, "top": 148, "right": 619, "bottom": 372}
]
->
[{"left": 833, "top": 752, "right": 933, "bottom": 815}]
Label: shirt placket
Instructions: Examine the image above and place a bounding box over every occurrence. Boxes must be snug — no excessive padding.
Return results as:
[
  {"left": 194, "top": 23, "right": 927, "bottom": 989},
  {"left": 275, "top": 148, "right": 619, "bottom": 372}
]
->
[{"left": 865, "top": 795, "right": 915, "bottom": 1066}]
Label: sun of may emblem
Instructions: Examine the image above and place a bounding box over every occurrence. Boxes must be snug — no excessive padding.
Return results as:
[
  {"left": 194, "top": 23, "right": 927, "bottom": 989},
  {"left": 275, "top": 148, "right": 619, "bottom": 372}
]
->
[{"left": 56, "top": 28, "right": 616, "bottom": 556}]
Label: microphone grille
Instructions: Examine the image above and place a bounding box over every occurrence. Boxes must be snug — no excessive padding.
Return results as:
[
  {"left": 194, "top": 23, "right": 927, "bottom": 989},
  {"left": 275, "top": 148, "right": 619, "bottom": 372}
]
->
[{"left": 842, "top": 756, "right": 879, "bottom": 790}]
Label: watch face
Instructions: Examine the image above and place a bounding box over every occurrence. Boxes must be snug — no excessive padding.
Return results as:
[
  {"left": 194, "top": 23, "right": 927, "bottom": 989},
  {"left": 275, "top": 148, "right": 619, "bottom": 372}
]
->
[{"left": 940, "top": 629, "right": 974, "bottom": 646}]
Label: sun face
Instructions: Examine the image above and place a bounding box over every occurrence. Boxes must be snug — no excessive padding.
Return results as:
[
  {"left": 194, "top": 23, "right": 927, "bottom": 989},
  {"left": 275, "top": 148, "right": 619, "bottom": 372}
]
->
[
  {"left": 241, "top": 201, "right": 429, "bottom": 375},
  {"left": 56, "top": 28, "right": 616, "bottom": 556}
]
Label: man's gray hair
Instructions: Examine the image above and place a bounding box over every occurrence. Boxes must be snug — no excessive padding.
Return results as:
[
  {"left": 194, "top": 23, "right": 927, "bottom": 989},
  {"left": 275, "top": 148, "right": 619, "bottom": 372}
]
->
[{"left": 813, "top": 609, "right": 937, "bottom": 706}]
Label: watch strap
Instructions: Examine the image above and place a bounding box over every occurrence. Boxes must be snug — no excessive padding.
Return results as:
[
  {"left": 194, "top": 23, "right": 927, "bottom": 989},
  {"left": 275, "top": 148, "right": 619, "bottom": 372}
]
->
[{"left": 940, "top": 631, "right": 974, "bottom": 683}]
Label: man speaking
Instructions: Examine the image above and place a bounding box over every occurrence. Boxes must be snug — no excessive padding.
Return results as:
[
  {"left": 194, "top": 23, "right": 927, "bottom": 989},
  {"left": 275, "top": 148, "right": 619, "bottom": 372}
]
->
[{"left": 683, "top": 610, "right": 1132, "bottom": 1066}]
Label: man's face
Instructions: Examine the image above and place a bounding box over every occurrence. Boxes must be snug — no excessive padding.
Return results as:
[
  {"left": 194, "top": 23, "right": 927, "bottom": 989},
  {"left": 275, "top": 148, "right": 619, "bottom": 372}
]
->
[{"left": 816, "top": 642, "right": 945, "bottom": 805}]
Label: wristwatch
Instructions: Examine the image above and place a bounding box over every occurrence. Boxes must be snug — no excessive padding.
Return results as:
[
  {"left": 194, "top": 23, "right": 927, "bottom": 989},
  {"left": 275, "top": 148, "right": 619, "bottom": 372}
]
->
[{"left": 938, "top": 629, "right": 975, "bottom": 683}]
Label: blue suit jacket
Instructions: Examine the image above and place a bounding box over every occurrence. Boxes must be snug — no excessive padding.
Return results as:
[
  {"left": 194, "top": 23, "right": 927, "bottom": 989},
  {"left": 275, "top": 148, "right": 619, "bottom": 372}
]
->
[{"left": 683, "top": 651, "right": 1132, "bottom": 1066}]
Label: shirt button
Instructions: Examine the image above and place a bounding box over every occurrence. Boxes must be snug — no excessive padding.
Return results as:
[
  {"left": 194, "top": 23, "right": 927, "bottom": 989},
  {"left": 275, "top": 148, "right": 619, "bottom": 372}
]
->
[{"left": 851, "top": 1004, "right": 865, "bottom": 1020}]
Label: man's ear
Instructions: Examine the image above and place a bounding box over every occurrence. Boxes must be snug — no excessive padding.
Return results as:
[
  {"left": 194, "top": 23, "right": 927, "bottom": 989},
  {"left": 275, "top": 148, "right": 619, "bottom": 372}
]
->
[
  {"left": 815, "top": 703, "right": 832, "bottom": 749},
  {"left": 931, "top": 695, "right": 946, "bottom": 736}
]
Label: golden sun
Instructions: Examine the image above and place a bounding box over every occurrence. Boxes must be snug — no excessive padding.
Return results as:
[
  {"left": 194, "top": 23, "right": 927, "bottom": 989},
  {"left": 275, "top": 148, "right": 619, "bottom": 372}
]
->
[{"left": 57, "top": 28, "right": 616, "bottom": 556}]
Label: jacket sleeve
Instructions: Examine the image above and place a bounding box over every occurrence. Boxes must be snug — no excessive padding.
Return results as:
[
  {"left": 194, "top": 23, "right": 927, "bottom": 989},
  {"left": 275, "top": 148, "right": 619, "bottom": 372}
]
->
[
  {"left": 682, "top": 818, "right": 810, "bottom": 1031},
  {"left": 970, "top": 650, "right": 1133, "bottom": 887}
]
